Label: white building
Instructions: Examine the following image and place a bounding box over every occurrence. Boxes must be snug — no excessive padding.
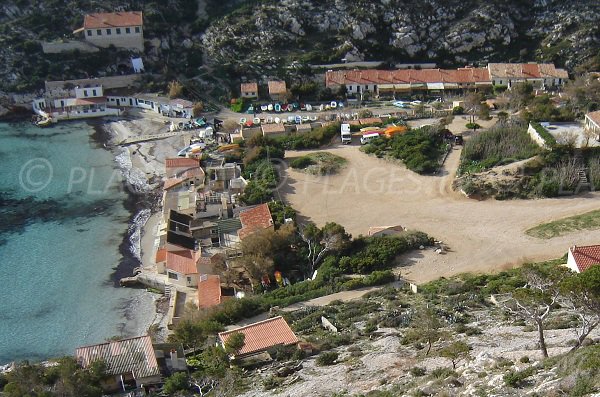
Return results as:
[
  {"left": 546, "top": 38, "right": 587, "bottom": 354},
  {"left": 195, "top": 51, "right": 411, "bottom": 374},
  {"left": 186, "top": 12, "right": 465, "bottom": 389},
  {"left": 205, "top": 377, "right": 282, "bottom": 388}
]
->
[
  {"left": 32, "top": 85, "right": 120, "bottom": 121},
  {"left": 566, "top": 245, "right": 600, "bottom": 273},
  {"left": 74, "top": 11, "right": 144, "bottom": 51}
]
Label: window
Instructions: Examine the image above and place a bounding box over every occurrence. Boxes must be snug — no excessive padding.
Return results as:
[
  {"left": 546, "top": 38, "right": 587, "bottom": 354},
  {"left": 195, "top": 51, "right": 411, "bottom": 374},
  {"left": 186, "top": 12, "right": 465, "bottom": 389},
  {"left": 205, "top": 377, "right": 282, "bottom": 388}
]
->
[
  {"left": 186, "top": 277, "right": 192, "bottom": 284},
  {"left": 168, "top": 272, "right": 178, "bottom": 280},
  {"left": 125, "top": 27, "right": 131, "bottom": 34},
  {"left": 135, "top": 26, "right": 140, "bottom": 33},
  {"left": 84, "top": 90, "right": 88, "bottom": 96},
  {"left": 92, "top": 89, "right": 97, "bottom": 96},
  {"left": 106, "top": 28, "right": 111, "bottom": 35},
  {"left": 96, "top": 29, "right": 101, "bottom": 35},
  {"left": 87, "top": 30, "right": 92, "bottom": 36},
  {"left": 116, "top": 28, "right": 121, "bottom": 34}
]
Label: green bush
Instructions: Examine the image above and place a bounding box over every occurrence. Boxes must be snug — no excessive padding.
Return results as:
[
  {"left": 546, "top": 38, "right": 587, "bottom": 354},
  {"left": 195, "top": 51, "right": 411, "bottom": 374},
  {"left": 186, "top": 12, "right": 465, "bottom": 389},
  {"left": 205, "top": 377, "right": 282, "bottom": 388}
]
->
[
  {"left": 452, "top": 106, "right": 465, "bottom": 115},
  {"left": 316, "top": 351, "right": 339, "bottom": 366},
  {"left": 503, "top": 367, "right": 535, "bottom": 388},
  {"left": 530, "top": 121, "right": 557, "bottom": 147},
  {"left": 290, "top": 156, "right": 315, "bottom": 169},
  {"left": 459, "top": 125, "right": 541, "bottom": 174},
  {"left": 339, "top": 232, "right": 431, "bottom": 274},
  {"left": 410, "top": 367, "right": 427, "bottom": 377},
  {"left": 430, "top": 368, "right": 457, "bottom": 379},
  {"left": 520, "top": 356, "right": 530, "bottom": 363}
]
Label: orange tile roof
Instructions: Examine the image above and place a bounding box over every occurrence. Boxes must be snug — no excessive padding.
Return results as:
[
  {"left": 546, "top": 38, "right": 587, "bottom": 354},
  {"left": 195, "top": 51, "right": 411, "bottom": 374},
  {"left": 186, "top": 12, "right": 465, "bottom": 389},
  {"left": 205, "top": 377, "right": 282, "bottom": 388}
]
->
[
  {"left": 268, "top": 80, "right": 287, "bottom": 95},
  {"left": 241, "top": 82, "right": 258, "bottom": 93},
  {"left": 238, "top": 204, "right": 274, "bottom": 240},
  {"left": 166, "top": 158, "right": 200, "bottom": 169},
  {"left": 570, "top": 245, "right": 600, "bottom": 272},
  {"left": 198, "top": 275, "right": 224, "bottom": 309},
  {"left": 218, "top": 316, "right": 298, "bottom": 357},
  {"left": 166, "top": 249, "right": 198, "bottom": 275},
  {"left": 83, "top": 12, "right": 143, "bottom": 29},
  {"left": 155, "top": 248, "right": 167, "bottom": 263},
  {"left": 74, "top": 97, "right": 107, "bottom": 106},
  {"left": 586, "top": 111, "right": 600, "bottom": 128}
]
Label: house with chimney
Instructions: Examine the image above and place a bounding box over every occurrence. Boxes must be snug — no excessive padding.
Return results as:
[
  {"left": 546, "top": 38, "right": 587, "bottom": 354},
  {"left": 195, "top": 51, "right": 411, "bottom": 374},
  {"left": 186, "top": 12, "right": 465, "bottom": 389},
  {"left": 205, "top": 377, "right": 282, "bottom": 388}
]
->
[{"left": 74, "top": 11, "right": 144, "bottom": 51}]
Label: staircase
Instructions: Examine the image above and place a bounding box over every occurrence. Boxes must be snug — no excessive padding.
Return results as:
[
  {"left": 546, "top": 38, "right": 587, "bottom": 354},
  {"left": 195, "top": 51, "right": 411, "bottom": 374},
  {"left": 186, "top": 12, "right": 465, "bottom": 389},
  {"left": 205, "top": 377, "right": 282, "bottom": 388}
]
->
[{"left": 578, "top": 169, "right": 591, "bottom": 191}]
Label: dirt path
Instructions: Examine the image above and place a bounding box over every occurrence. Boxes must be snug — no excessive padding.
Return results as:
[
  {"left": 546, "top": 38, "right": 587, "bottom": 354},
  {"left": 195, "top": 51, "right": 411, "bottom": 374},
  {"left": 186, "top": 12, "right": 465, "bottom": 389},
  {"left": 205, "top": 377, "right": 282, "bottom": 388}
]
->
[{"left": 279, "top": 119, "right": 600, "bottom": 284}]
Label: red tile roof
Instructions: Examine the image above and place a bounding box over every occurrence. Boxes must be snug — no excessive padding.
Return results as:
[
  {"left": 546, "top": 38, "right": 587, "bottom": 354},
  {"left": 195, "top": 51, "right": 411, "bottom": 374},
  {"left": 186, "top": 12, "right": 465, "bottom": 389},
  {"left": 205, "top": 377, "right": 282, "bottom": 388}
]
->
[
  {"left": 586, "top": 111, "right": 600, "bottom": 128},
  {"left": 268, "top": 81, "right": 287, "bottom": 95},
  {"left": 488, "top": 63, "right": 569, "bottom": 80},
  {"left": 241, "top": 82, "right": 258, "bottom": 93},
  {"left": 83, "top": 12, "right": 143, "bottom": 29},
  {"left": 163, "top": 177, "right": 185, "bottom": 190},
  {"left": 198, "top": 275, "right": 224, "bottom": 309},
  {"left": 166, "top": 249, "right": 198, "bottom": 275},
  {"left": 218, "top": 316, "right": 298, "bottom": 357},
  {"left": 359, "top": 117, "right": 382, "bottom": 125},
  {"left": 155, "top": 248, "right": 167, "bottom": 263},
  {"left": 325, "top": 68, "right": 491, "bottom": 87},
  {"left": 238, "top": 204, "right": 274, "bottom": 240},
  {"left": 166, "top": 158, "right": 200, "bottom": 169},
  {"left": 570, "top": 245, "right": 600, "bottom": 272}
]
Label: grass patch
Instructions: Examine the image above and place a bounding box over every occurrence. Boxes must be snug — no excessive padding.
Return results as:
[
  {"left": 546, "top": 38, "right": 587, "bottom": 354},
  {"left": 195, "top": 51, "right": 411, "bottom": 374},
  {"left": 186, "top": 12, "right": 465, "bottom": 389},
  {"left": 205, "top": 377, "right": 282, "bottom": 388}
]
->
[
  {"left": 526, "top": 209, "right": 600, "bottom": 239},
  {"left": 289, "top": 152, "right": 347, "bottom": 175}
]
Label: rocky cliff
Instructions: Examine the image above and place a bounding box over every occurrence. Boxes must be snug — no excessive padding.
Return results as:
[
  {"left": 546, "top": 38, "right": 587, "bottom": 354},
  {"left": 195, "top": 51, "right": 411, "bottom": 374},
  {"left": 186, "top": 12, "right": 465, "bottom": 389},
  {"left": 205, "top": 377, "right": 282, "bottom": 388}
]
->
[
  {"left": 0, "top": 0, "right": 598, "bottom": 94},
  {"left": 200, "top": 0, "right": 600, "bottom": 75}
]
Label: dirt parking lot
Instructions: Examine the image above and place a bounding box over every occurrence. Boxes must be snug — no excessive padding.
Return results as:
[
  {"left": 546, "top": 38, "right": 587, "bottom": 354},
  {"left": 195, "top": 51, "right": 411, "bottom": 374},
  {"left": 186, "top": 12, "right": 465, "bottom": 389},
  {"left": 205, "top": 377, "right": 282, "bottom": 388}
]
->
[{"left": 279, "top": 117, "right": 600, "bottom": 283}]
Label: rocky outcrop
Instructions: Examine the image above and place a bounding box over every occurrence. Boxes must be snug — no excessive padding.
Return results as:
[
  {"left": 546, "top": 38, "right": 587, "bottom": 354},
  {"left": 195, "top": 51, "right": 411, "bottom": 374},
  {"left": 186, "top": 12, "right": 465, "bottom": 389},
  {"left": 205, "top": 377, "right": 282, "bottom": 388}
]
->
[{"left": 201, "top": 0, "right": 600, "bottom": 76}]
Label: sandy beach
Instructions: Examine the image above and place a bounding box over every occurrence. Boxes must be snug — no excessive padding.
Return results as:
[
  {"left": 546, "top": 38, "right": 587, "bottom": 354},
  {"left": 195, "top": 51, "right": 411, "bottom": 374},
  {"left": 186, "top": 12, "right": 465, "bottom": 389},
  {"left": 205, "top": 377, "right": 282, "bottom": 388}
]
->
[{"left": 104, "top": 108, "right": 191, "bottom": 341}]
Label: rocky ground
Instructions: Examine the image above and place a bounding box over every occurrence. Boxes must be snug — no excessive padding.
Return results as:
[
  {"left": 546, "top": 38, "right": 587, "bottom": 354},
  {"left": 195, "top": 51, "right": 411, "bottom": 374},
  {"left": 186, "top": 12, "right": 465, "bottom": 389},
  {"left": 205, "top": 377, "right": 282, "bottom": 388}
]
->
[{"left": 234, "top": 288, "right": 600, "bottom": 397}]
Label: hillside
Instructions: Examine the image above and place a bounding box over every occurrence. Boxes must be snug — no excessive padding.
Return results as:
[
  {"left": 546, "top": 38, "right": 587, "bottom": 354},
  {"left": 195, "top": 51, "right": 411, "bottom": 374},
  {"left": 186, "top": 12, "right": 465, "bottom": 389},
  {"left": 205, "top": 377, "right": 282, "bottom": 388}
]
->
[{"left": 0, "top": 0, "right": 599, "bottom": 95}]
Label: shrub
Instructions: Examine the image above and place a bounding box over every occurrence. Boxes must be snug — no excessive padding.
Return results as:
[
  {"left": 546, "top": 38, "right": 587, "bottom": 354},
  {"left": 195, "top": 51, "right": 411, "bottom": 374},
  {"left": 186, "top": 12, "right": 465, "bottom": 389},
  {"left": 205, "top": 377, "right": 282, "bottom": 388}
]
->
[
  {"left": 459, "top": 125, "right": 541, "bottom": 174},
  {"left": 263, "top": 375, "right": 283, "bottom": 390},
  {"left": 452, "top": 106, "right": 465, "bottom": 115},
  {"left": 410, "top": 366, "right": 427, "bottom": 377},
  {"left": 430, "top": 368, "right": 457, "bottom": 379},
  {"left": 503, "top": 367, "right": 535, "bottom": 388},
  {"left": 530, "top": 121, "right": 557, "bottom": 147},
  {"left": 520, "top": 356, "right": 530, "bottom": 363},
  {"left": 290, "top": 156, "right": 315, "bottom": 169},
  {"left": 316, "top": 351, "right": 339, "bottom": 366}
]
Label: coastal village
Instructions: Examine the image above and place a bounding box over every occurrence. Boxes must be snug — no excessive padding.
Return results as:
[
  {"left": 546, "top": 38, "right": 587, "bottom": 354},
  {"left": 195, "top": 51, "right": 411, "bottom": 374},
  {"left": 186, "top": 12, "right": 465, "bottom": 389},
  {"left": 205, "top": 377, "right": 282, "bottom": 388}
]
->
[{"left": 2, "top": 6, "right": 600, "bottom": 397}]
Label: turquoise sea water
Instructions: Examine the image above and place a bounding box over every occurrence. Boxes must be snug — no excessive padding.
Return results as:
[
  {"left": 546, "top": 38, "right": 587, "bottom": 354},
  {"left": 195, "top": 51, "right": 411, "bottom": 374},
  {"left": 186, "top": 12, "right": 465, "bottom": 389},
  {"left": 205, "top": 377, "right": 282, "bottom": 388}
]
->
[{"left": 0, "top": 121, "right": 152, "bottom": 364}]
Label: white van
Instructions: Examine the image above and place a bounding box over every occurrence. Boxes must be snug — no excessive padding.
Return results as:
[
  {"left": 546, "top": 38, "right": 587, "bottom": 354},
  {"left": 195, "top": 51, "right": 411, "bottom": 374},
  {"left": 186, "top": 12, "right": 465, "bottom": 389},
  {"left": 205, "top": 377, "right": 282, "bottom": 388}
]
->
[{"left": 360, "top": 132, "right": 380, "bottom": 145}]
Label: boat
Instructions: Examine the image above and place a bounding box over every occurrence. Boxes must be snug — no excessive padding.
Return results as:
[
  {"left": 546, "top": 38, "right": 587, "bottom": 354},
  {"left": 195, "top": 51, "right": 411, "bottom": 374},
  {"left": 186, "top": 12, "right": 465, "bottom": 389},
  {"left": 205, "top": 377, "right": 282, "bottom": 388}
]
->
[
  {"left": 261, "top": 104, "right": 268, "bottom": 111},
  {"left": 294, "top": 115, "right": 302, "bottom": 124},
  {"left": 35, "top": 116, "right": 53, "bottom": 128},
  {"left": 239, "top": 117, "right": 247, "bottom": 124},
  {"left": 267, "top": 104, "right": 274, "bottom": 111},
  {"left": 330, "top": 101, "right": 337, "bottom": 109},
  {"left": 177, "top": 142, "right": 205, "bottom": 157},
  {"left": 338, "top": 102, "right": 344, "bottom": 108},
  {"left": 305, "top": 104, "right": 312, "bottom": 111},
  {"left": 318, "top": 104, "right": 324, "bottom": 111},
  {"left": 266, "top": 116, "right": 274, "bottom": 124},
  {"left": 274, "top": 117, "right": 281, "bottom": 124},
  {"left": 325, "top": 104, "right": 331, "bottom": 110},
  {"left": 274, "top": 103, "right": 281, "bottom": 112},
  {"left": 309, "top": 115, "right": 318, "bottom": 121},
  {"left": 246, "top": 105, "right": 254, "bottom": 114},
  {"left": 287, "top": 104, "right": 293, "bottom": 112},
  {"left": 300, "top": 103, "right": 306, "bottom": 111},
  {"left": 253, "top": 117, "right": 261, "bottom": 125},
  {"left": 302, "top": 115, "right": 310, "bottom": 122},
  {"left": 287, "top": 116, "right": 295, "bottom": 123}
]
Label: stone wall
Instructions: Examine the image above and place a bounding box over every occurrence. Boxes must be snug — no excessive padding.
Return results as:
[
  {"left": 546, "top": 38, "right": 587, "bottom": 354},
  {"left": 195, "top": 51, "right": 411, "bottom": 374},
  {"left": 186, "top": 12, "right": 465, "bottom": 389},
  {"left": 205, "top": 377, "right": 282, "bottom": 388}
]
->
[{"left": 41, "top": 40, "right": 99, "bottom": 54}]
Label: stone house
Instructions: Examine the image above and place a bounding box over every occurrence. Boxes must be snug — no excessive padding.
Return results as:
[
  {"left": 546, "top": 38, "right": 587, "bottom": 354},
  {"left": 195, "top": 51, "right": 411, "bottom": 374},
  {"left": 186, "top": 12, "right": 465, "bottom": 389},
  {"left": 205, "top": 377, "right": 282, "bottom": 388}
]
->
[{"left": 241, "top": 82, "right": 259, "bottom": 99}]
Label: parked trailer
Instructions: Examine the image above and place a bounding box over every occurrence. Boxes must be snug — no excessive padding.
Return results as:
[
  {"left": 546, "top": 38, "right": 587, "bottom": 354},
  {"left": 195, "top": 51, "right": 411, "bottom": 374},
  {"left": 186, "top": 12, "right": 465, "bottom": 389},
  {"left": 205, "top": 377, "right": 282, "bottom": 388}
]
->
[{"left": 341, "top": 123, "right": 352, "bottom": 144}]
